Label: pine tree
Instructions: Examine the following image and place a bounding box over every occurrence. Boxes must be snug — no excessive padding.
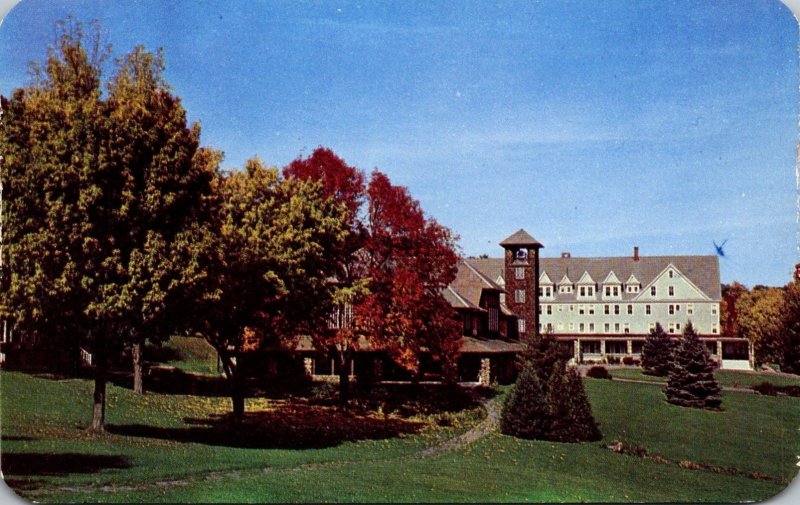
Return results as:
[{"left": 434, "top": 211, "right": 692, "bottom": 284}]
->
[
  {"left": 501, "top": 331, "right": 602, "bottom": 442},
  {"left": 500, "top": 362, "right": 549, "bottom": 439},
  {"left": 641, "top": 322, "right": 674, "bottom": 376},
  {"left": 546, "top": 364, "right": 602, "bottom": 443},
  {"left": 664, "top": 322, "right": 722, "bottom": 410}
]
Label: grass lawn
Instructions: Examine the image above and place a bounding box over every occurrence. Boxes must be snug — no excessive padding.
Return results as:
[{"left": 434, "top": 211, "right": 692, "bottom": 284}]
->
[
  {"left": 151, "top": 336, "right": 221, "bottom": 376},
  {"left": 1, "top": 370, "right": 797, "bottom": 502},
  {"left": 610, "top": 367, "right": 800, "bottom": 388}
]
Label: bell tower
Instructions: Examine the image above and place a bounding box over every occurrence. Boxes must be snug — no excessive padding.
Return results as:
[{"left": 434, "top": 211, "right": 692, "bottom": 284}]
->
[{"left": 500, "top": 229, "right": 543, "bottom": 340}]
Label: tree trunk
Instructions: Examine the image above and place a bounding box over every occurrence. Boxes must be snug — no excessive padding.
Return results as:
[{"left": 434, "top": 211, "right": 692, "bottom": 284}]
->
[
  {"left": 338, "top": 353, "right": 351, "bottom": 407},
  {"left": 132, "top": 340, "right": 144, "bottom": 394},
  {"left": 218, "top": 350, "right": 245, "bottom": 423},
  {"left": 90, "top": 341, "right": 107, "bottom": 432}
]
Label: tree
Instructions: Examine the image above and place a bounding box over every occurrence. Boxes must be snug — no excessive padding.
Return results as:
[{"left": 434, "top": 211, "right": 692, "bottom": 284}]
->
[
  {"left": 501, "top": 331, "right": 601, "bottom": 442},
  {"left": 663, "top": 322, "right": 722, "bottom": 410},
  {"left": 776, "top": 281, "right": 800, "bottom": 374},
  {"left": 720, "top": 282, "right": 748, "bottom": 339},
  {"left": 1, "top": 21, "right": 217, "bottom": 429},
  {"left": 283, "top": 150, "right": 462, "bottom": 401},
  {"left": 104, "top": 45, "right": 216, "bottom": 394},
  {"left": 641, "top": 322, "right": 674, "bottom": 376},
  {"left": 737, "top": 286, "right": 785, "bottom": 366},
  {"left": 546, "top": 364, "right": 602, "bottom": 443},
  {"left": 196, "top": 158, "right": 349, "bottom": 421}
]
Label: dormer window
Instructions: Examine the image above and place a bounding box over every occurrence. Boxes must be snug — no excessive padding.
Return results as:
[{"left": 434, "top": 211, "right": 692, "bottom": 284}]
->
[
  {"left": 539, "top": 285, "right": 553, "bottom": 298},
  {"left": 559, "top": 285, "right": 573, "bottom": 294},
  {"left": 626, "top": 284, "right": 640, "bottom": 293},
  {"left": 603, "top": 285, "right": 620, "bottom": 297}
]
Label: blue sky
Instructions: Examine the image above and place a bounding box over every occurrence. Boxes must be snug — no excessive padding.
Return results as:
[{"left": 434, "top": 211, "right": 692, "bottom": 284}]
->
[{"left": 1, "top": 0, "right": 797, "bottom": 287}]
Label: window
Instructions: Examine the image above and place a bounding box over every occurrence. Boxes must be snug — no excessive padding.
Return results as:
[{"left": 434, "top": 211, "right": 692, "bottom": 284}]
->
[
  {"left": 676, "top": 323, "right": 681, "bottom": 332},
  {"left": 712, "top": 325, "right": 718, "bottom": 334},
  {"left": 589, "top": 322, "right": 595, "bottom": 332},
  {"left": 557, "top": 322, "right": 564, "bottom": 330},
  {"left": 569, "top": 322, "right": 574, "bottom": 331},
  {"left": 559, "top": 285, "right": 573, "bottom": 294},
  {"left": 569, "top": 305, "right": 574, "bottom": 312},
  {"left": 587, "top": 286, "right": 595, "bottom": 296},
  {"left": 329, "top": 304, "right": 354, "bottom": 329},
  {"left": 604, "top": 285, "right": 620, "bottom": 297},
  {"left": 614, "top": 323, "right": 620, "bottom": 332},
  {"left": 614, "top": 305, "right": 620, "bottom": 315},
  {"left": 538, "top": 305, "right": 542, "bottom": 315},
  {"left": 547, "top": 323, "right": 553, "bottom": 332},
  {"left": 711, "top": 305, "right": 718, "bottom": 315},
  {"left": 676, "top": 304, "right": 681, "bottom": 312},
  {"left": 518, "top": 318, "right": 526, "bottom": 333},
  {"left": 668, "top": 323, "right": 675, "bottom": 333},
  {"left": 669, "top": 304, "right": 675, "bottom": 315},
  {"left": 604, "top": 323, "right": 610, "bottom": 333},
  {"left": 627, "top": 304, "right": 633, "bottom": 315},
  {"left": 515, "top": 289, "right": 525, "bottom": 303},
  {"left": 579, "top": 322, "right": 585, "bottom": 333},
  {"left": 668, "top": 285, "right": 675, "bottom": 297},
  {"left": 488, "top": 308, "right": 499, "bottom": 332},
  {"left": 580, "top": 286, "right": 586, "bottom": 297},
  {"left": 687, "top": 303, "right": 694, "bottom": 315},
  {"left": 651, "top": 286, "right": 657, "bottom": 296},
  {"left": 588, "top": 305, "right": 595, "bottom": 315},
  {"left": 546, "top": 305, "right": 552, "bottom": 315},
  {"left": 649, "top": 322, "right": 656, "bottom": 331},
  {"left": 558, "top": 305, "right": 563, "bottom": 312},
  {"left": 539, "top": 285, "right": 553, "bottom": 298},
  {"left": 669, "top": 269, "right": 674, "bottom": 278},
  {"left": 624, "top": 323, "right": 630, "bottom": 334},
  {"left": 463, "top": 315, "right": 473, "bottom": 336},
  {"left": 627, "top": 284, "right": 640, "bottom": 293},
  {"left": 646, "top": 304, "right": 651, "bottom": 315},
  {"left": 578, "top": 304, "right": 585, "bottom": 315},
  {"left": 604, "top": 304, "right": 610, "bottom": 315},
  {"left": 515, "top": 267, "right": 525, "bottom": 279}
]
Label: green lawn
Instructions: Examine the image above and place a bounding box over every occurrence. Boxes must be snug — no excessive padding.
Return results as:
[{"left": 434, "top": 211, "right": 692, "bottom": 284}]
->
[
  {"left": 153, "top": 336, "right": 221, "bottom": 376},
  {"left": 610, "top": 367, "right": 800, "bottom": 388},
  {"left": 1, "top": 370, "right": 797, "bottom": 502}
]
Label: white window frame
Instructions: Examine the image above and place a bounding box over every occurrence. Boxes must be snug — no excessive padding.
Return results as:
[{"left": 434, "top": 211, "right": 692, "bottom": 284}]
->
[{"left": 515, "top": 289, "right": 526, "bottom": 303}]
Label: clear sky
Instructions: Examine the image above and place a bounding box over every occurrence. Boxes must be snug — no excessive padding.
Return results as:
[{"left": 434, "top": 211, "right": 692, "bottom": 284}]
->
[{"left": 1, "top": 0, "right": 797, "bottom": 287}]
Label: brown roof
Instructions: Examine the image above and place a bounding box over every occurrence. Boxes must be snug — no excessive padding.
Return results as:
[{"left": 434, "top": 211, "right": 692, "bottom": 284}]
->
[
  {"left": 499, "top": 229, "right": 543, "bottom": 248},
  {"left": 459, "top": 336, "right": 523, "bottom": 354},
  {"left": 449, "top": 260, "right": 504, "bottom": 308},
  {"left": 442, "top": 286, "right": 484, "bottom": 311},
  {"left": 465, "top": 255, "right": 721, "bottom": 301}
]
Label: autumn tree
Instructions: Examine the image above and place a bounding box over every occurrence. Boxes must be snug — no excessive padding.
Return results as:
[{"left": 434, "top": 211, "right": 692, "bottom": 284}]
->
[
  {"left": 283, "top": 150, "right": 462, "bottom": 402},
  {"left": 104, "top": 45, "right": 216, "bottom": 394},
  {"left": 776, "top": 281, "right": 800, "bottom": 374},
  {"left": 1, "top": 21, "right": 217, "bottom": 429},
  {"left": 720, "top": 282, "right": 748, "bottom": 339},
  {"left": 664, "top": 322, "right": 722, "bottom": 410},
  {"left": 197, "top": 159, "right": 349, "bottom": 421},
  {"left": 641, "top": 322, "right": 674, "bottom": 376},
  {"left": 737, "top": 286, "right": 785, "bottom": 366}
]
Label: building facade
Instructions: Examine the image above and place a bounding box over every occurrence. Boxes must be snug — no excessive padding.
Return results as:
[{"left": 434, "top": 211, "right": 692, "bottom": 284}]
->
[{"left": 447, "top": 229, "right": 752, "bottom": 380}]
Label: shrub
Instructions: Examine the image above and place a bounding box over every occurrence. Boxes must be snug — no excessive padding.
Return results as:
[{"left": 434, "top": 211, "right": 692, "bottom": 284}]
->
[
  {"left": 622, "top": 356, "right": 640, "bottom": 366},
  {"left": 752, "top": 382, "right": 800, "bottom": 397},
  {"left": 546, "top": 365, "right": 602, "bottom": 442},
  {"left": 586, "top": 366, "right": 612, "bottom": 380}
]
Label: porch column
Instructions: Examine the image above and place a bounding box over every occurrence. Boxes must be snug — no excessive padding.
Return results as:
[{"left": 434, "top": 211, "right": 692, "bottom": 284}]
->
[
  {"left": 350, "top": 357, "right": 355, "bottom": 378},
  {"left": 626, "top": 339, "right": 633, "bottom": 355},
  {"left": 600, "top": 339, "right": 607, "bottom": 360},
  {"left": 303, "top": 357, "right": 313, "bottom": 378},
  {"left": 748, "top": 341, "right": 755, "bottom": 370},
  {"left": 716, "top": 340, "right": 723, "bottom": 361},
  {"left": 574, "top": 339, "right": 581, "bottom": 363},
  {"left": 479, "top": 357, "right": 491, "bottom": 386}
]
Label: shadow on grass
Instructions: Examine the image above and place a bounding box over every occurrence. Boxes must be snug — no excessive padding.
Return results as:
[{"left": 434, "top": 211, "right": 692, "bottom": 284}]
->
[
  {"left": 107, "top": 402, "right": 426, "bottom": 449},
  {"left": 1, "top": 452, "right": 132, "bottom": 476},
  {"left": 106, "top": 367, "right": 231, "bottom": 397},
  {"left": 0, "top": 435, "right": 37, "bottom": 442}
]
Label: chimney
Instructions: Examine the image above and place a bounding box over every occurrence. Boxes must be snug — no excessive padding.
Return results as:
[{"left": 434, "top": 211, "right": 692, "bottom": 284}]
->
[
  {"left": 561, "top": 252, "right": 571, "bottom": 259},
  {"left": 633, "top": 246, "right": 639, "bottom": 261}
]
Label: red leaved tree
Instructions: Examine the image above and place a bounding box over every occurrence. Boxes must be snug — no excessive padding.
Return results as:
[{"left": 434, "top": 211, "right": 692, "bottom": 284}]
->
[{"left": 283, "top": 149, "right": 461, "bottom": 403}]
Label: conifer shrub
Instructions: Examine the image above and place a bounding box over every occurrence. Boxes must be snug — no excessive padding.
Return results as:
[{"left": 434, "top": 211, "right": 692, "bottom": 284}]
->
[
  {"left": 641, "top": 322, "right": 674, "bottom": 376},
  {"left": 500, "top": 332, "right": 602, "bottom": 442},
  {"left": 663, "top": 322, "right": 722, "bottom": 410}
]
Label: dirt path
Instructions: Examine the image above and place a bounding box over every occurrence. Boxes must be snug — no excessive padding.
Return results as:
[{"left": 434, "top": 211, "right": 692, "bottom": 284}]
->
[
  {"left": 610, "top": 377, "right": 756, "bottom": 393},
  {"left": 416, "top": 397, "right": 500, "bottom": 457}
]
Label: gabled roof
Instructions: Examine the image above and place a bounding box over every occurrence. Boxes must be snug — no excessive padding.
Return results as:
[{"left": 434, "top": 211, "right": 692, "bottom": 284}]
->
[
  {"left": 576, "top": 271, "right": 594, "bottom": 285},
  {"left": 442, "top": 286, "right": 483, "bottom": 311},
  {"left": 463, "top": 255, "right": 721, "bottom": 302},
  {"left": 540, "top": 271, "right": 554, "bottom": 285},
  {"left": 558, "top": 274, "right": 572, "bottom": 285},
  {"left": 499, "top": 229, "right": 543, "bottom": 248},
  {"left": 602, "top": 271, "right": 622, "bottom": 284},
  {"left": 626, "top": 273, "right": 640, "bottom": 285}
]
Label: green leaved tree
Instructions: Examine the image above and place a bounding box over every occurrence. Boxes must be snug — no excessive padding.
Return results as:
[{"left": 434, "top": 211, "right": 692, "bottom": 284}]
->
[
  {"left": 195, "top": 158, "right": 349, "bottom": 421},
  {"left": 664, "top": 322, "right": 722, "bottom": 410}
]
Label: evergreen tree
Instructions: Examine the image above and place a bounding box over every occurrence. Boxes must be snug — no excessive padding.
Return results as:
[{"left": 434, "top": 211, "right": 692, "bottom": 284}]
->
[
  {"left": 641, "top": 322, "right": 674, "bottom": 376},
  {"left": 501, "top": 331, "right": 601, "bottom": 442},
  {"left": 664, "top": 322, "right": 722, "bottom": 410},
  {"left": 546, "top": 364, "right": 602, "bottom": 443},
  {"left": 500, "top": 361, "right": 549, "bottom": 439}
]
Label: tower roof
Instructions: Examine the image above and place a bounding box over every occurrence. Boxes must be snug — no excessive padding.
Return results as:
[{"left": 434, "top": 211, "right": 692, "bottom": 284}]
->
[{"left": 499, "top": 229, "right": 543, "bottom": 248}]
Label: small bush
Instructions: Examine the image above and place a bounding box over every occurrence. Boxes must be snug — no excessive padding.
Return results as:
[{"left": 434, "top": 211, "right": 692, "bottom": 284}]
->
[
  {"left": 622, "top": 356, "right": 640, "bottom": 366},
  {"left": 606, "top": 356, "right": 620, "bottom": 365},
  {"left": 586, "top": 366, "right": 612, "bottom": 380}
]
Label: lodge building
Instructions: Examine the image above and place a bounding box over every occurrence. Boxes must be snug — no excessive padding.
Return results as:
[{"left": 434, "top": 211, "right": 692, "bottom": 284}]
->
[{"left": 449, "top": 229, "right": 752, "bottom": 384}]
